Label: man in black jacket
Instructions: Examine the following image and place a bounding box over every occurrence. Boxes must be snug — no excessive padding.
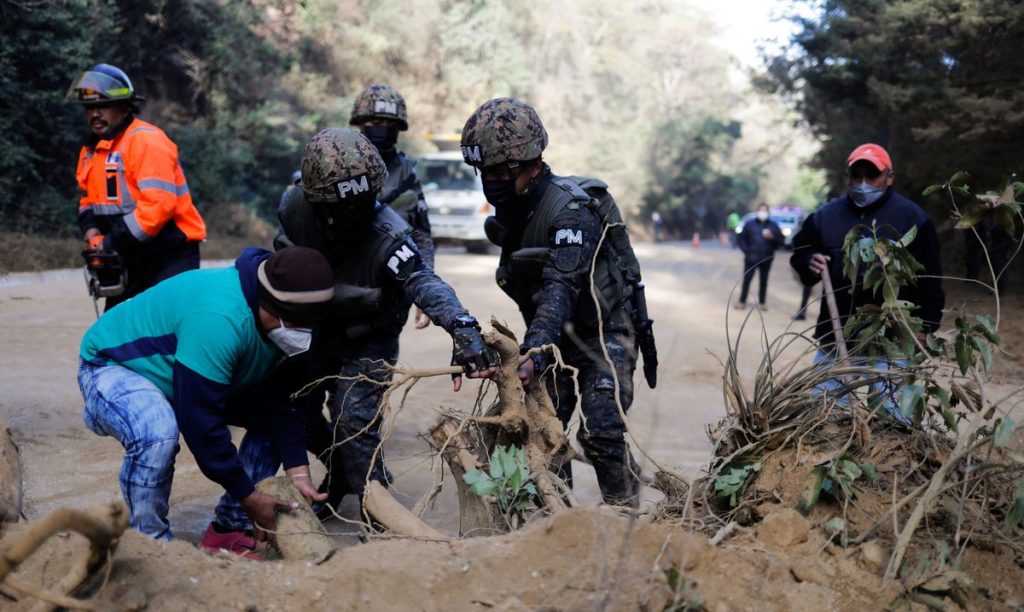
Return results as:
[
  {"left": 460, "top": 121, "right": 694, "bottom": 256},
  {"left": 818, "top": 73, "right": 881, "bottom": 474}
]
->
[
  {"left": 790, "top": 143, "right": 944, "bottom": 355},
  {"left": 735, "top": 203, "right": 784, "bottom": 310}
]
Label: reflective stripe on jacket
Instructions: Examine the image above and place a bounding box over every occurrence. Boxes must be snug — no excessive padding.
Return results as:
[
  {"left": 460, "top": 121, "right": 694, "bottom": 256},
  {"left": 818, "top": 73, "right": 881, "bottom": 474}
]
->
[{"left": 76, "top": 117, "right": 206, "bottom": 243}]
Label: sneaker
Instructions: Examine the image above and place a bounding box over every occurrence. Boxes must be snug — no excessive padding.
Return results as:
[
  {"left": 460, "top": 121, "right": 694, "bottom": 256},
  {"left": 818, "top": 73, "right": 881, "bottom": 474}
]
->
[
  {"left": 793, "top": 312, "right": 806, "bottom": 321},
  {"left": 758, "top": 303, "right": 768, "bottom": 311},
  {"left": 733, "top": 301, "right": 746, "bottom": 310},
  {"left": 199, "top": 523, "right": 266, "bottom": 561}
]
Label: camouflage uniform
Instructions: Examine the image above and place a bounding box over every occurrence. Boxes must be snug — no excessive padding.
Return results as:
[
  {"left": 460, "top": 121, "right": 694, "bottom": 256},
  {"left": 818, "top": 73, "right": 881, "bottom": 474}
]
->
[
  {"left": 462, "top": 98, "right": 644, "bottom": 505},
  {"left": 351, "top": 84, "right": 435, "bottom": 269},
  {"left": 213, "top": 129, "right": 482, "bottom": 530}
]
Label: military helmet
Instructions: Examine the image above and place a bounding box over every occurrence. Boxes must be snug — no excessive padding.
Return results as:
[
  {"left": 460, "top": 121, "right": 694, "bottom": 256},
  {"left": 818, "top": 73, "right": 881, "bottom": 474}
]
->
[
  {"left": 349, "top": 84, "right": 409, "bottom": 131},
  {"left": 460, "top": 98, "right": 548, "bottom": 169},
  {"left": 66, "top": 64, "right": 144, "bottom": 106},
  {"left": 301, "top": 128, "right": 388, "bottom": 203}
]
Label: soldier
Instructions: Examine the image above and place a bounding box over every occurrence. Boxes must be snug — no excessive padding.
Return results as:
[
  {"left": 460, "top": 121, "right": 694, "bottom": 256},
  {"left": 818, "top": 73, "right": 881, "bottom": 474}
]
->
[
  {"left": 350, "top": 84, "right": 433, "bottom": 328},
  {"left": 460, "top": 98, "right": 657, "bottom": 507},
  {"left": 208, "top": 128, "right": 497, "bottom": 537}
]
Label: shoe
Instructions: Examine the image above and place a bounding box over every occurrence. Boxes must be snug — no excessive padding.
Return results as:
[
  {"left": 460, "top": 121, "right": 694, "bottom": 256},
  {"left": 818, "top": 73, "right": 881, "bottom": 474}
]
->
[
  {"left": 199, "top": 523, "right": 266, "bottom": 560},
  {"left": 758, "top": 303, "right": 768, "bottom": 311},
  {"left": 733, "top": 301, "right": 746, "bottom": 310},
  {"left": 793, "top": 312, "right": 806, "bottom": 321}
]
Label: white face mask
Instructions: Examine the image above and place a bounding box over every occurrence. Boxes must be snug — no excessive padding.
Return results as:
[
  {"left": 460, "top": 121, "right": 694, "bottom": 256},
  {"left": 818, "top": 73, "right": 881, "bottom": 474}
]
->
[
  {"left": 267, "top": 318, "right": 313, "bottom": 357},
  {"left": 756, "top": 210, "right": 769, "bottom": 221}
]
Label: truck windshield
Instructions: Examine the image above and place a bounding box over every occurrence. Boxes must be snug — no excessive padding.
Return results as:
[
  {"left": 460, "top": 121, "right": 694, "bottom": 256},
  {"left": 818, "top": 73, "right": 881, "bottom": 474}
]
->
[{"left": 420, "top": 161, "right": 477, "bottom": 191}]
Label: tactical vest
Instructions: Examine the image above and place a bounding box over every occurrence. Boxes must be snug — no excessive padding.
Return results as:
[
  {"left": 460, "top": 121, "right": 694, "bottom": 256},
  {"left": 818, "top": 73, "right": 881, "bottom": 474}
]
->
[
  {"left": 502, "top": 176, "right": 639, "bottom": 322},
  {"left": 276, "top": 186, "right": 417, "bottom": 335}
]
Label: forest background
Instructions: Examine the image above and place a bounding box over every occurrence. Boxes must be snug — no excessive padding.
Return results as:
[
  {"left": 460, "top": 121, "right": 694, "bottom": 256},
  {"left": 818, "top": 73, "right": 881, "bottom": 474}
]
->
[{"left": 1, "top": 0, "right": 1021, "bottom": 284}]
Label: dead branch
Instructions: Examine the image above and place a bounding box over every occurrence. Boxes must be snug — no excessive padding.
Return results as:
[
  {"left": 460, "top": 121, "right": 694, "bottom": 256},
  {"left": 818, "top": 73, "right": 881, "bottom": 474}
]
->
[{"left": 0, "top": 501, "right": 127, "bottom": 611}]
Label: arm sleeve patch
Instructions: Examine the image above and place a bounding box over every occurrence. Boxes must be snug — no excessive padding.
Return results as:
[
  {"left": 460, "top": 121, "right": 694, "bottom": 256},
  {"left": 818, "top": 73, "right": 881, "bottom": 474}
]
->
[
  {"left": 384, "top": 239, "right": 423, "bottom": 282},
  {"left": 554, "top": 246, "right": 582, "bottom": 272}
]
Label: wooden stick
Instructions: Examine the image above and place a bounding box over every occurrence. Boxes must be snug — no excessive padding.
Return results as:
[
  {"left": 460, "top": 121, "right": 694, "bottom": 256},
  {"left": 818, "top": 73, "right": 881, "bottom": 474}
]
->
[{"left": 820, "top": 266, "right": 849, "bottom": 362}]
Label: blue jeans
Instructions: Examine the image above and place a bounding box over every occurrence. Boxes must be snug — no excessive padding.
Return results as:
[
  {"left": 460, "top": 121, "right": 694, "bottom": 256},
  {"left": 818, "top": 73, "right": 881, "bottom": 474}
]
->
[
  {"left": 78, "top": 360, "right": 181, "bottom": 540},
  {"left": 812, "top": 350, "right": 911, "bottom": 424}
]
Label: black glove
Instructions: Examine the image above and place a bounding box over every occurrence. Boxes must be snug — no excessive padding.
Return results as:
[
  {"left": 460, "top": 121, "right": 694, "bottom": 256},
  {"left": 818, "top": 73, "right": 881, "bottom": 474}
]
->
[{"left": 451, "top": 323, "right": 499, "bottom": 374}]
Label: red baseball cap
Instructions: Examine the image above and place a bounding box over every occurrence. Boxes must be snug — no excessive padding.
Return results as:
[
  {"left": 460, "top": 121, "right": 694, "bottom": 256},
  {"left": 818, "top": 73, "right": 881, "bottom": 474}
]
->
[{"left": 847, "top": 143, "right": 892, "bottom": 172}]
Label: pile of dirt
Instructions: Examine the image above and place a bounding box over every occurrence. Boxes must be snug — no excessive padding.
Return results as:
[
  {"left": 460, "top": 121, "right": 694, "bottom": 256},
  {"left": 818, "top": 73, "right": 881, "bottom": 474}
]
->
[{"left": 4, "top": 506, "right": 909, "bottom": 611}]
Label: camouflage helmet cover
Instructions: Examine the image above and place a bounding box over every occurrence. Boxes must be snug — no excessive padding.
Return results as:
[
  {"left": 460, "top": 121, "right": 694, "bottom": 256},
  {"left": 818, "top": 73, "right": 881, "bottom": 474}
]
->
[
  {"left": 301, "top": 128, "right": 388, "bottom": 203},
  {"left": 350, "top": 84, "right": 409, "bottom": 131},
  {"left": 460, "top": 98, "right": 548, "bottom": 168}
]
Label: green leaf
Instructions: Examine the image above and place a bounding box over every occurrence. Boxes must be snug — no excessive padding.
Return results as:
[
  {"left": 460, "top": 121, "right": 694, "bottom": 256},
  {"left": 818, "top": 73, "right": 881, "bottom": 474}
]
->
[
  {"left": 942, "top": 409, "right": 959, "bottom": 433},
  {"left": 955, "top": 207, "right": 986, "bottom": 230},
  {"left": 949, "top": 170, "right": 971, "bottom": 185},
  {"left": 995, "top": 205, "right": 1016, "bottom": 236},
  {"left": 994, "top": 417, "right": 1015, "bottom": 448},
  {"left": 824, "top": 517, "right": 845, "bottom": 534},
  {"left": 861, "top": 461, "right": 879, "bottom": 485},
  {"left": 955, "top": 335, "right": 972, "bottom": 375},
  {"left": 921, "top": 184, "right": 944, "bottom": 197},
  {"left": 972, "top": 336, "right": 993, "bottom": 371},
  {"left": 898, "top": 225, "right": 918, "bottom": 248},
  {"left": 800, "top": 467, "right": 826, "bottom": 513},
  {"left": 1006, "top": 479, "right": 1024, "bottom": 531},
  {"left": 899, "top": 384, "right": 925, "bottom": 419},
  {"left": 840, "top": 458, "right": 863, "bottom": 481},
  {"left": 463, "top": 470, "right": 497, "bottom": 497}
]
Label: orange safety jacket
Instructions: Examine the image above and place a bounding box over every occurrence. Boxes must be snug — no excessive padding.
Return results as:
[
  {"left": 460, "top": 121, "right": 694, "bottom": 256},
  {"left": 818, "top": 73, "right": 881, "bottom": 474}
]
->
[{"left": 76, "top": 117, "right": 206, "bottom": 248}]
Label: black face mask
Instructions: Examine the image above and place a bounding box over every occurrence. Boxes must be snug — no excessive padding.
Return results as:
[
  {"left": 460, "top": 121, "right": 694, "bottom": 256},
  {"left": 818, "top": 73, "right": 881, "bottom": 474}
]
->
[
  {"left": 362, "top": 125, "right": 399, "bottom": 151},
  {"left": 482, "top": 178, "right": 519, "bottom": 208}
]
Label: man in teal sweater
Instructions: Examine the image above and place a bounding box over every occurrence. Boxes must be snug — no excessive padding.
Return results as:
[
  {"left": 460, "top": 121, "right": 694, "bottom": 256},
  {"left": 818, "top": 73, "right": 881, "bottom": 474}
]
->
[{"left": 78, "top": 246, "right": 335, "bottom": 555}]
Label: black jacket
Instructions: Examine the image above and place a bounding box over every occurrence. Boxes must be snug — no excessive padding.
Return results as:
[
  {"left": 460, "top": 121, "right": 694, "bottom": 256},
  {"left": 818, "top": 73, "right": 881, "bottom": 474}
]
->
[
  {"left": 790, "top": 189, "right": 944, "bottom": 349},
  {"left": 737, "top": 217, "right": 784, "bottom": 262}
]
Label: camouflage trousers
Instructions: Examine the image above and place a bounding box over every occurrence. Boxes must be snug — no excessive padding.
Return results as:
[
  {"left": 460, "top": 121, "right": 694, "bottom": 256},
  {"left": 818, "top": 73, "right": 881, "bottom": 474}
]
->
[
  {"left": 545, "top": 322, "right": 639, "bottom": 506},
  {"left": 307, "top": 332, "right": 399, "bottom": 506}
]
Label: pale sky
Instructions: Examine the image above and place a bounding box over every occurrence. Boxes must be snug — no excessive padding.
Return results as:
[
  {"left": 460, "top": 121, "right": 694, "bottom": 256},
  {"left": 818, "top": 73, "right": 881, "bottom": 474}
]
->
[{"left": 696, "top": 0, "right": 811, "bottom": 69}]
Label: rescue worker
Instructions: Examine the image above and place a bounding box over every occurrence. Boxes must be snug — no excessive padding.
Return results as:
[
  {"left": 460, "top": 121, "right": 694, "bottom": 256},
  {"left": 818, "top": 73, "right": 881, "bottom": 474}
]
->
[
  {"left": 460, "top": 98, "right": 656, "bottom": 506},
  {"left": 350, "top": 83, "right": 434, "bottom": 328},
  {"left": 210, "top": 128, "right": 498, "bottom": 534},
  {"left": 67, "top": 63, "right": 207, "bottom": 310},
  {"left": 78, "top": 246, "right": 335, "bottom": 555}
]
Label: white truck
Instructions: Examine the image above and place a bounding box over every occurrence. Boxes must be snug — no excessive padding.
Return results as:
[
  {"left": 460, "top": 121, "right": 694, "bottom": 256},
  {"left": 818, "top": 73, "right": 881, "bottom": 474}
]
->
[{"left": 419, "top": 140, "right": 493, "bottom": 254}]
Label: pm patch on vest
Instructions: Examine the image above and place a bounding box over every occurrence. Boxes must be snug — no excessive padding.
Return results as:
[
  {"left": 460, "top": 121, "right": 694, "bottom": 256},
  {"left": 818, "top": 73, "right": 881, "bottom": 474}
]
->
[{"left": 385, "top": 241, "right": 420, "bottom": 281}]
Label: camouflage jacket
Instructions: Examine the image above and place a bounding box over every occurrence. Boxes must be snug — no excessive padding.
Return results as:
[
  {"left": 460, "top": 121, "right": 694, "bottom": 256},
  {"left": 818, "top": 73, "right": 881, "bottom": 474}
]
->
[
  {"left": 275, "top": 185, "right": 469, "bottom": 338},
  {"left": 379, "top": 150, "right": 435, "bottom": 269}
]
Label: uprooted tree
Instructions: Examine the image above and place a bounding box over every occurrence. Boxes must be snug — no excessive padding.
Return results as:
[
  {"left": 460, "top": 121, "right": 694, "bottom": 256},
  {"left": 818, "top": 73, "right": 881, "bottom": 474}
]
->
[{"left": 658, "top": 174, "right": 1024, "bottom": 607}]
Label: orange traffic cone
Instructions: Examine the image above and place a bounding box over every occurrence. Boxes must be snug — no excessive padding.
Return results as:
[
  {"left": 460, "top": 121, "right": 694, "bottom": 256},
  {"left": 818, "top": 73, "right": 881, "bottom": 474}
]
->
[{"left": 691, "top": 231, "right": 701, "bottom": 248}]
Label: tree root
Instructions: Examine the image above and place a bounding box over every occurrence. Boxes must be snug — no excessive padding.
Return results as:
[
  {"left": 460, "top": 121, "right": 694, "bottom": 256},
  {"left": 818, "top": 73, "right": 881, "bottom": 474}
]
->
[
  {"left": 256, "top": 477, "right": 335, "bottom": 563},
  {"left": 429, "top": 320, "right": 571, "bottom": 536},
  {"left": 0, "top": 501, "right": 128, "bottom": 611},
  {"left": 362, "top": 482, "right": 449, "bottom": 540},
  {"left": 0, "top": 420, "right": 23, "bottom": 523}
]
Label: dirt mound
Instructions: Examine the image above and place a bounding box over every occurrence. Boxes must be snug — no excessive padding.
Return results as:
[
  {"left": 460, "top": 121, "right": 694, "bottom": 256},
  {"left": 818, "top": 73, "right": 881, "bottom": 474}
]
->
[{"left": 4, "top": 506, "right": 910, "bottom": 611}]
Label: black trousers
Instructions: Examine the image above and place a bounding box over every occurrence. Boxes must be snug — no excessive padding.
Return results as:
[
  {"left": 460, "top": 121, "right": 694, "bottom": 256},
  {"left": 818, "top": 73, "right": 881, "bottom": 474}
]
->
[
  {"left": 740, "top": 257, "right": 773, "bottom": 304},
  {"left": 104, "top": 241, "right": 201, "bottom": 311}
]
